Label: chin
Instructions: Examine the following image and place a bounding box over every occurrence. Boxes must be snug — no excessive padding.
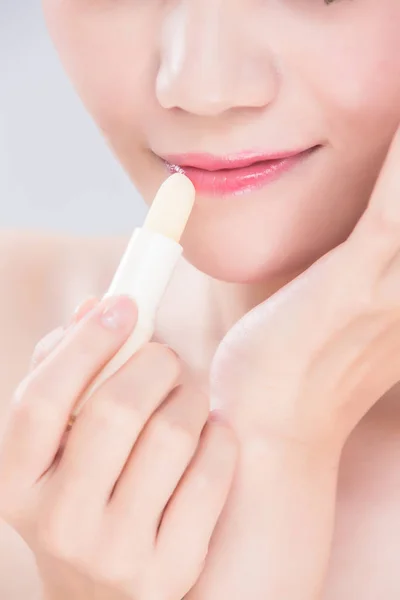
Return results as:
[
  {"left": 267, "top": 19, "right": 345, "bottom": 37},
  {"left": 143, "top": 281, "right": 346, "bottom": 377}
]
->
[
  {"left": 176, "top": 188, "right": 377, "bottom": 286},
  {"left": 177, "top": 191, "right": 366, "bottom": 286},
  {"left": 182, "top": 240, "right": 315, "bottom": 285},
  {"left": 179, "top": 215, "right": 325, "bottom": 285}
]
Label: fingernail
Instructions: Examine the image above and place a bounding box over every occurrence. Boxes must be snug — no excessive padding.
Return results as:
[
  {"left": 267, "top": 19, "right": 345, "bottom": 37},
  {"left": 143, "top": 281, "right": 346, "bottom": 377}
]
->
[
  {"left": 31, "top": 325, "right": 66, "bottom": 367},
  {"left": 41, "top": 325, "right": 66, "bottom": 348},
  {"left": 99, "top": 295, "right": 137, "bottom": 330},
  {"left": 68, "top": 296, "right": 99, "bottom": 327}
]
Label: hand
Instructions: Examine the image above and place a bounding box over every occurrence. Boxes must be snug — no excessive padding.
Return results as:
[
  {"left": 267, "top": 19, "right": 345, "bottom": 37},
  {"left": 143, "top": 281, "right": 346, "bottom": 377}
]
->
[
  {"left": 0, "top": 295, "right": 237, "bottom": 600},
  {"left": 187, "top": 127, "right": 400, "bottom": 600}
]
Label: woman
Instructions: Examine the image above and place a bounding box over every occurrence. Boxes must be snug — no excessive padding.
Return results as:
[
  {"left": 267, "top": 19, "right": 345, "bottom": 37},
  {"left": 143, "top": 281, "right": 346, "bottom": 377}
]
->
[{"left": 0, "top": 1, "right": 400, "bottom": 598}]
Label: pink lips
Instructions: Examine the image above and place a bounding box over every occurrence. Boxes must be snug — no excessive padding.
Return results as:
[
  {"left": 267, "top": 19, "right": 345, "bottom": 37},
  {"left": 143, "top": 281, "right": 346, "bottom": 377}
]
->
[{"left": 162, "top": 147, "right": 318, "bottom": 196}]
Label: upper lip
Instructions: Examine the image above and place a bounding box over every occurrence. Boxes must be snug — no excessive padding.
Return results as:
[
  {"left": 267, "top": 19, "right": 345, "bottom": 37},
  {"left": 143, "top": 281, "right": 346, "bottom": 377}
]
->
[{"left": 159, "top": 147, "right": 317, "bottom": 172}]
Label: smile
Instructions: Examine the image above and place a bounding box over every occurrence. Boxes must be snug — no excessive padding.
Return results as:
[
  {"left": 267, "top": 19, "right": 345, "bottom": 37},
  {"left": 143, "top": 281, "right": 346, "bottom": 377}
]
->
[{"left": 160, "top": 147, "right": 320, "bottom": 196}]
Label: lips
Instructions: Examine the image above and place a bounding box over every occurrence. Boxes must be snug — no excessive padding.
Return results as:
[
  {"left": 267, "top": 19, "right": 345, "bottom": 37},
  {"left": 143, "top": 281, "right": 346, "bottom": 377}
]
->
[{"left": 161, "top": 147, "right": 319, "bottom": 196}]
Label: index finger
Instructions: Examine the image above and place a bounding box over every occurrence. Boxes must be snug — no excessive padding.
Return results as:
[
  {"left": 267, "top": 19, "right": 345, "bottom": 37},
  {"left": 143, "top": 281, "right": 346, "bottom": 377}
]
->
[
  {"left": 0, "top": 296, "right": 138, "bottom": 490},
  {"left": 29, "top": 297, "right": 99, "bottom": 373}
]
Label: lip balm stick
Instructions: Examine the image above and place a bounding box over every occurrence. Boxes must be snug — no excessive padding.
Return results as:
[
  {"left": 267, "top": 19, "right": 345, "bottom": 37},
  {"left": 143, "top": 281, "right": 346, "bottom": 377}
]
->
[{"left": 72, "top": 173, "right": 195, "bottom": 417}]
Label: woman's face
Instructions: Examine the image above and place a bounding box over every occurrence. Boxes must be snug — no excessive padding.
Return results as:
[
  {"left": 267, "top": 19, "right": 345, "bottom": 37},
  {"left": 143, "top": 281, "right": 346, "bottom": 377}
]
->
[{"left": 42, "top": 0, "right": 400, "bottom": 284}]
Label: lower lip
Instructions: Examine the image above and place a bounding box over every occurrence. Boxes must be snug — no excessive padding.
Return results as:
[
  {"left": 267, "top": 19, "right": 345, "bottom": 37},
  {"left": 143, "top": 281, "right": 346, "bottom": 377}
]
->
[{"left": 165, "top": 148, "right": 318, "bottom": 196}]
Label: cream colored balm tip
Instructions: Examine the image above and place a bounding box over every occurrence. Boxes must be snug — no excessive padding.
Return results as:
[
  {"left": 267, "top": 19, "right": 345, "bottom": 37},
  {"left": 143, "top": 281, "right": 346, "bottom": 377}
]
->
[{"left": 144, "top": 173, "right": 196, "bottom": 243}]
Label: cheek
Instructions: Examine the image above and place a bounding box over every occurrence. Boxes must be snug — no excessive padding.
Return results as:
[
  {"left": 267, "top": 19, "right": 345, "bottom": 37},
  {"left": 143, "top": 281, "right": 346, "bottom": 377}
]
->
[
  {"left": 42, "top": 1, "right": 155, "bottom": 138},
  {"left": 303, "top": 9, "right": 400, "bottom": 141}
]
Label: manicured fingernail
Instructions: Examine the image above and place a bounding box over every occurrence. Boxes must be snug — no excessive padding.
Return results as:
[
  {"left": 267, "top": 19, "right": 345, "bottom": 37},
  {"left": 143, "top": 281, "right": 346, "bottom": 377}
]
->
[
  {"left": 99, "top": 295, "right": 137, "bottom": 330},
  {"left": 37, "top": 325, "right": 66, "bottom": 349},
  {"left": 68, "top": 296, "right": 99, "bottom": 327},
  {"left": 31, "top": 325, "right": 66, "bottom": 367}
]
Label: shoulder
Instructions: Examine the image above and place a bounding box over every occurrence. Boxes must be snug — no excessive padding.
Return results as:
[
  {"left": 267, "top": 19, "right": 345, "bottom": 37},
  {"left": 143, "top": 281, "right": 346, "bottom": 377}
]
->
[
  {"left": 0, "top": 228, "right": 58, "bottom": 271},
  {"left": 0, "top": 229, "right": 120, "bottom": 417},
  {"left": 0, "top": 228, "right": 64, "bottom": 322},
  {"left": 0, "top": 230, "right": 67, "bottom": 414},
  {"left": 0, "top": 229, "right": 73, "bottom": 333},
  {"left": 0, "top": 228, "right": 125, "bottom": 321}
]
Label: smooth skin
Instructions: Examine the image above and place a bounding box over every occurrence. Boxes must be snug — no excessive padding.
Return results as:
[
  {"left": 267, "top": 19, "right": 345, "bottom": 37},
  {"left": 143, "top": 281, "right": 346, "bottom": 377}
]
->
[
  {"left": 0, "top": 295, "right": 237, "bottom": 600},
  {"left": 188, "top": 129, "right": 400, "bottom": 600},
  {"left": 1, "top": 0, "right": 400, "bottom": 598}
]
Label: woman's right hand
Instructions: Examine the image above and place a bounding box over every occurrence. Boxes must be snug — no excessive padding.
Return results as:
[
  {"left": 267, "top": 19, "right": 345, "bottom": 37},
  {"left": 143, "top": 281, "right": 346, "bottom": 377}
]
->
[{"left": 0, "top": 295, "right": 237, "bottom": 600}]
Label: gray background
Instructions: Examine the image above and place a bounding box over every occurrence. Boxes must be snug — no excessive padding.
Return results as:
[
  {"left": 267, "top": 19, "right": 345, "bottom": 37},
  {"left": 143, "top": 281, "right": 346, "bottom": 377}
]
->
[{"left": 0, "top": 2, "right": 146, "bottom": 235}]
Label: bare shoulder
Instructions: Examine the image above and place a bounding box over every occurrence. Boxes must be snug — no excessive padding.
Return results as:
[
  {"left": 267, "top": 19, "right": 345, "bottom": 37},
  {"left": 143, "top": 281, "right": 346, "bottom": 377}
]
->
[
  {"left": 0, "top": 231, "right": 65, "bottom": 409},
  {"left": 0, "top": 228, "right": 65, "bottom": 315},
  {"left": 0, "top": 229, "right": 123, "bottom": 419}
]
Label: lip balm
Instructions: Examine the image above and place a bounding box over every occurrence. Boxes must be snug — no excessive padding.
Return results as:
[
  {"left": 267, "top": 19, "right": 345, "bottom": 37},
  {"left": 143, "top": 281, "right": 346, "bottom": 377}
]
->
[{"left": 73, "top": 173, "right": 195, "bottom": 416}]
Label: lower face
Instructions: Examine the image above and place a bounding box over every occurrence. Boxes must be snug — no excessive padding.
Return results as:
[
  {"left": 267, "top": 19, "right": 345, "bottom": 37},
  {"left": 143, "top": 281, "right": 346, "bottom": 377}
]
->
[{"left": 42, "top": 0, "right": 400, "bottom": 285}]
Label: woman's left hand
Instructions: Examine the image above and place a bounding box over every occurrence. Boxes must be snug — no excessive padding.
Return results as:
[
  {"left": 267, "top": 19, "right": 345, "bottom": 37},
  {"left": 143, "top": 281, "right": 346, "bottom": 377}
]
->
[{"left": 187, "top": 126, "right": 400, "bottom": 600}]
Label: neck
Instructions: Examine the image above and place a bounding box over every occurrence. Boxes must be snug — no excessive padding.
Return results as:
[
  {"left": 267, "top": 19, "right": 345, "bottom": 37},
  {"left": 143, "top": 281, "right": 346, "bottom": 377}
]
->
[
  {"left": 210, "top": 275, "right": 289, "bottom": 336},
  {"left": 210, "top": 255, "right": 313, "bottom": 339},
  {"left": 101, "top": 238, "right": 400, "bottom": 424}
]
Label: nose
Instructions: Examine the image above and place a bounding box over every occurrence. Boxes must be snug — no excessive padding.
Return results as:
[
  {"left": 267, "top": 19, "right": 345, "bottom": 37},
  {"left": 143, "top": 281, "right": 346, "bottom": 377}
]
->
[{"left": 155, "top": 0, "right": 279, "bottom": 117}]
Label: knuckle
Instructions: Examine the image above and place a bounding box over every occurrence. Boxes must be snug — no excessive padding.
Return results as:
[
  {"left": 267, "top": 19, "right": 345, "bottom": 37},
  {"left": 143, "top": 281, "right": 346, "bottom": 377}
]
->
[
  {"left": 38, "top": 526, "right": 79, "bottom": 564},
  {"left": 37, "top": 512, "right": 91, "bottom": 570},
  {"left": 84, "top": 401, "right": 115, "bottom": 432},
  {"left": 93, "top": 551, "right": 141, "bottom": 592},
  {"left": 95, "top": 564, "right": 132, "bottom": 591},
  {"left": 85, "top": 394, "right": 143, "bottom": 431},
  {"left": 149, "top": 415, "right": 195, "bottom": 452},
  {"left": 37, "top": 508, "right": 70, "bottom": 556},
  {"left": 10, "top": 387, "right": 56, "bottom": 429}
]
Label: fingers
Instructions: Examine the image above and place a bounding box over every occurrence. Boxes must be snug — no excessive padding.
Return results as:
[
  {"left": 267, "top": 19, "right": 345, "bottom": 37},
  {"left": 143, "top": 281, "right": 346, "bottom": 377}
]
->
[
  {"left": 0, "top": 295, "right": 138, "bottom": 488},
  {"left": 29, "top": 297, "right": 99, "bottom": 372},
  {"left": 346, "top": 127, "right": 400, "bottom": 283},
  {"left": 29, "top": 326, "right": 67, "bottom": 372},
  {"left": 364, "top": 126, "right": 400, "bottom": 226},
  {"left": 69, "top": 296, "right": 100, "bottom": 325},
  {"left": 156, "top": 417, "right": 238, "bottom": 577},
  {"left": 107, "top": 384, "right": 209, "bottom": 539},
  {"left": 51, "top": 343, "right": 181, "bottom": 507}
]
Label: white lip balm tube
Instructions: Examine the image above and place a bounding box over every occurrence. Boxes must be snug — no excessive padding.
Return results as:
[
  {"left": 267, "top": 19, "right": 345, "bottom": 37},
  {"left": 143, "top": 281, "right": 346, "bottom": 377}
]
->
[{"left": 73, "top": 173, "right": 196, "bottom": 417}]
